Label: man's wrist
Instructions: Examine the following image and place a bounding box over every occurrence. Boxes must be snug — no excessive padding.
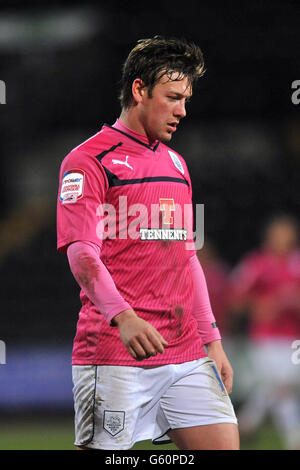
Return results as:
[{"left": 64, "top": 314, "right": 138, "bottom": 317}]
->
[
  {"left": 112, "top": 309, "right": 137, "bottom": 327},
  {"left": 206, "top": 339, "right": 223, "bottom": 350}
]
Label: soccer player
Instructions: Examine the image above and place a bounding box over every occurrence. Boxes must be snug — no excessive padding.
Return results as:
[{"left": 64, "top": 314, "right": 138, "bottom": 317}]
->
[
  {"left": 57, "top": 36, "right": 239, "bottom": 450},
  {"left": 229, "top": 214, "right": 300, "bottom": 449}
]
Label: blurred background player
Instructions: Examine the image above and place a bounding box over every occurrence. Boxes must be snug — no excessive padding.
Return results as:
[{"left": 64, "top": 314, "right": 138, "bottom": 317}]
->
[{"left": 228, "top": 214, "right": 300, "bottom": 449}]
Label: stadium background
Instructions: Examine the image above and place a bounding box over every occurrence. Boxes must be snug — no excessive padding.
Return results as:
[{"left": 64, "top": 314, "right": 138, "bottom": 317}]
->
[{"left": 0, "top": 0, "right": 299, "bottom": 450}]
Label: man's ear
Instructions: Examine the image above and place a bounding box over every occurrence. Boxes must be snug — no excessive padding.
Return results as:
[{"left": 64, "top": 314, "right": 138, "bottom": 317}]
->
[{"left": 131, "top": 78, "right": 146, "bottom": 104}]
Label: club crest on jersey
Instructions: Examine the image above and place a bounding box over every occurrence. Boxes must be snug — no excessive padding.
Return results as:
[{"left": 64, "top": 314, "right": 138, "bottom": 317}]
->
[
  {"left": 60, "top": 169, "right": 84, "bottom": 204},
  {"left": 103, "top": 411, "right": 125, "bottom": 437},
  {"left": 168, "top": 150, "right": 184, "bottom": 175}
]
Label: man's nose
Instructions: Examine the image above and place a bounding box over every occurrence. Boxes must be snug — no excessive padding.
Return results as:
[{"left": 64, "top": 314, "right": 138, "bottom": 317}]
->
[{"left": 175, "top": 100, "right": 186, "bottom": 119}]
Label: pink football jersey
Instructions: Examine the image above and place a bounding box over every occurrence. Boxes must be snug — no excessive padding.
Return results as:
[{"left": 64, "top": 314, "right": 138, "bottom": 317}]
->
[
  {"left": 57, "top": 121, "right": 209, "bottom": 365},
  {"left": 230, "top": 250, "right": 300, "bottom": 340}
]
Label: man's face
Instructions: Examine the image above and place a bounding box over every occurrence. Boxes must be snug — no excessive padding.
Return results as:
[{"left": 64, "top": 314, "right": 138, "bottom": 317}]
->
[
  {"left": 138, "top": 73, "right": 192, "bottom": 143},
  {"left": 265, "top": 222, "right": 298, "bottom": 256}
]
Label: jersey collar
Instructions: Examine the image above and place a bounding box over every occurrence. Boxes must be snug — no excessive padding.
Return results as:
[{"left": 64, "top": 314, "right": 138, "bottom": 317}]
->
[{"left": 103, "top": 121, "right": 160, "bottom": 152}]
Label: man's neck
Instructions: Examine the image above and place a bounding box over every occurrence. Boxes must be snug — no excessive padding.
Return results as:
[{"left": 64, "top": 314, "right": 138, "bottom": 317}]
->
[{"left": 119, "top": 109, "right": 155, "bottom": 146}]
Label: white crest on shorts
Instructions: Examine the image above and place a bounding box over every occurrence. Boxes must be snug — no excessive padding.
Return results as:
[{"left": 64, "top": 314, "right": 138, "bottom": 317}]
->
[
  {"left": 103, "top": 410, "right": 125, "bottom": 436},
  {"left": 168, "top": 150, "right": 184, "bottom": 175}
]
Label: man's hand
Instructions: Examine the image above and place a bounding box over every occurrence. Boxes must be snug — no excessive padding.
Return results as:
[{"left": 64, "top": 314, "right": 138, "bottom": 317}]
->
[
  {"left": 206, "top": 340, "right": 234, "bottom": 394},
  {"left": 113, "top": 309, "right": 168, "bottom": 361}
]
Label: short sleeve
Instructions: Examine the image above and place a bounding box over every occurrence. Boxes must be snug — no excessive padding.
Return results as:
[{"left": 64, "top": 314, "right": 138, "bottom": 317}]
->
[{"left": 56, "top": 150, "right": 109, "bottom": 253}]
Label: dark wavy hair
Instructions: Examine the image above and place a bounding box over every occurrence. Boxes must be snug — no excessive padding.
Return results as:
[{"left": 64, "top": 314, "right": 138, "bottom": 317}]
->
[{"left": 119, "top": 36, "right": 205, "bottom": 109}]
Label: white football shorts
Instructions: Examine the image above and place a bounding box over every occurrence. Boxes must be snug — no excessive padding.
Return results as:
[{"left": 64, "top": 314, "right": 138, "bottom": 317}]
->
[{"left": 72, "top": 357, "right": 237, "bottom": 450}]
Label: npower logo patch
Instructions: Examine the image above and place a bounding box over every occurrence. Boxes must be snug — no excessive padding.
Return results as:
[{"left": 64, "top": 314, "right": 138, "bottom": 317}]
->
[{"left": 60, "top": 169, "right": 85, "bottom": 204}]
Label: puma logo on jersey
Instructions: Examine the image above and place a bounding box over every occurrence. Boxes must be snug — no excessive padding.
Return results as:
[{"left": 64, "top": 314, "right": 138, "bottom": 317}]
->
[{"left": 112, "top": 155, "right": 133, "bottom": 170}]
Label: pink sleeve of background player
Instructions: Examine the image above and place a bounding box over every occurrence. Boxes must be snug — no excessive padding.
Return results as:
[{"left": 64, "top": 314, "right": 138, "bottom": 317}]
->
[
  {"left": 67, "top": 240, "right": 132, "bottom": 325},
  {"left": 189, "top": 253, "right": 222, "bottom": 344}
]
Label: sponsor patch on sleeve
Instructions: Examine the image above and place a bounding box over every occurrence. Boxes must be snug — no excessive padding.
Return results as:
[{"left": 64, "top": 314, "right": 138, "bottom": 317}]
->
[{"left": 60, "top": 169, "right": 84, "bottom": 204}]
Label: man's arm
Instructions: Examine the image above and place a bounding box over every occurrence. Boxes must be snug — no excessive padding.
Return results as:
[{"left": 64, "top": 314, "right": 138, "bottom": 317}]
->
[
  {"left": 67, "top": 240, "right": 168, "bottom": 360},
  {"left": 189, "top": 253, "right": 234, "bottom": 393}
]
